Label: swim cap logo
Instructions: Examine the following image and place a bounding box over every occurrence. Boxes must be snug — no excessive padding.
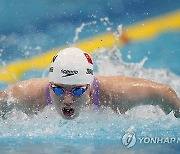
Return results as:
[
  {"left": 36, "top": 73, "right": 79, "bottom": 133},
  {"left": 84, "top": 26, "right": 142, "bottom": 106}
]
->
[
  {"left": 61, "top": 69, "right": 78, "bottom": 77},
  {"left": 86, "top": 69, "right": 93, "bottom": 75},
  {"left": 122, "top": 132, "right": 137, "bottom": 148},
  {"left": 51, "top": 55, "right": 58, "bottom": 63},
  {"left": 49, "top": 67, "right": 53, "bottom": 72}
]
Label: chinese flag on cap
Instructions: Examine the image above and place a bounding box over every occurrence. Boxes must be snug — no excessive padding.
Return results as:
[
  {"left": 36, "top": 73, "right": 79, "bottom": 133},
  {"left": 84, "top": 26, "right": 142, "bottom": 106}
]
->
[{"left": 84, "top": 53, "right": 93, "bottom": 64}]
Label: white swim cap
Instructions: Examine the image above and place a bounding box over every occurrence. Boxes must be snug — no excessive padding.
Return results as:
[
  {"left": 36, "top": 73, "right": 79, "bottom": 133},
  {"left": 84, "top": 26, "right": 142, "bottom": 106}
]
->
[{"left": 49, "top": 47, "right": 94, "bottom": 85}]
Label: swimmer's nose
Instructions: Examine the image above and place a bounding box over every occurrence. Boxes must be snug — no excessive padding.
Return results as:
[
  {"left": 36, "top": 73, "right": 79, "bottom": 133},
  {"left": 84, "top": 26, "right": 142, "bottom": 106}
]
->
[{"left": 63, "top": 95, "right": 73, "bottom": 106}]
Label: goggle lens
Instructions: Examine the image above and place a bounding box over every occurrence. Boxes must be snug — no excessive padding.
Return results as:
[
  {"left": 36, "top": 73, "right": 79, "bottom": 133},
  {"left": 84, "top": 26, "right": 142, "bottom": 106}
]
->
[
  {"left": 52, "top": 87, "right": 64, "bottom": 95},
  {"left": 72, "top": 88, "right": 86, "bottom": 96},
  {"left": 51, "top": 84, "right": 88, "bottom": 96}
]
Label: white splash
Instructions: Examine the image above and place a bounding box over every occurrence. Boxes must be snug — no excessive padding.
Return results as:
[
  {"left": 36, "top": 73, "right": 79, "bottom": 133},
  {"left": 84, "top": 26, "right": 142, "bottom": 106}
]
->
[
  {"left": 113, "top": 24, "right": 123, "bottom": 40},
  {"left": 73, "top": 21, "right": 97, "bottom": 43}
]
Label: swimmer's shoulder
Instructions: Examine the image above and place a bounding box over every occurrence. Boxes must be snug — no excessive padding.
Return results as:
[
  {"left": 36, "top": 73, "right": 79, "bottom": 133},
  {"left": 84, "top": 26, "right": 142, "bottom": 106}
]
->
[
  {"left": 96, "top": 75, "right": 127, "bottom": 84},
  {"left": 95, "top": 75, "right": 127, "bottom": 93},
  {"left": 4, "top": 78, "right": 49, "bottom": 98},
  {"left": 6, "top": 78, "right": 49, "bottom": 89}
]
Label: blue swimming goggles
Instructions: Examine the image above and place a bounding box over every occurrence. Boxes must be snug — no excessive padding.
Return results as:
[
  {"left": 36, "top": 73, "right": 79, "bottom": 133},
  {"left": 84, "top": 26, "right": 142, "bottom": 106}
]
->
[{"left": 50, "top": 83, "right": 89, "bottom": 96}]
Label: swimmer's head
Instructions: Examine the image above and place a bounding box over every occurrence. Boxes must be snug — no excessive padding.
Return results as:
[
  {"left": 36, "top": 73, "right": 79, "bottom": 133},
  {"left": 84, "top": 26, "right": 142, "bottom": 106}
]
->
[
  {"left": 49, "top": 47, "right": 94, "bottom": 85},
  {"left": 49, "top": 47, "right": 94, "bottom": 119}
]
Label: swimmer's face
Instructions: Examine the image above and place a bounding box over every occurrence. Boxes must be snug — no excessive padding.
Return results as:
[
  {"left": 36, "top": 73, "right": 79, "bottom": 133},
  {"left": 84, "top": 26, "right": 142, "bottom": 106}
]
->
[{"left": 50, "top": 83, "right": 91, "bottom": 120}]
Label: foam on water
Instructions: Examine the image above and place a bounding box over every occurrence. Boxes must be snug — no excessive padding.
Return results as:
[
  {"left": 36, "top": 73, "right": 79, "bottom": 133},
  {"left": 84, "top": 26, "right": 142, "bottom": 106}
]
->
[{"left": 0, "top": 106, "right": 179, "bottom": 142}]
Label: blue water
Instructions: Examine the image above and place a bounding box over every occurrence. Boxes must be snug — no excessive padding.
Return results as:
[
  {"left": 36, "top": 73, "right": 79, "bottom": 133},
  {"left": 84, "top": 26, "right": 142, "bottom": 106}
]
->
[{"left": 0, "top": 0, "right": 180, "bottom": 153}]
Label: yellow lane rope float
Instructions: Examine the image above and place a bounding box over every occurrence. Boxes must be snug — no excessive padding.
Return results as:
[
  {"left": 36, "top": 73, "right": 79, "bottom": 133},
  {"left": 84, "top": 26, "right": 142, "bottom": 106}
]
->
[{"left": 0, "top": 10, "right": 180, "bottom": 83}]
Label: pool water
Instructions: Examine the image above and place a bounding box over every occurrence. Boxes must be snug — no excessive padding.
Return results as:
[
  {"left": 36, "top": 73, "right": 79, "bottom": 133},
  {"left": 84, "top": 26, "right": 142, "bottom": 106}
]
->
[{"left": 0, "top": 0, "right": 180, "bottom": 153}]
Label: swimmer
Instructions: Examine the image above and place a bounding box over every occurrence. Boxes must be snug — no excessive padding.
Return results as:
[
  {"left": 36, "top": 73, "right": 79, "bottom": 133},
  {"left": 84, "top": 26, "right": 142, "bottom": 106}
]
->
[{"left": 0, "top": 47, "right": 180, "bottom": 119}]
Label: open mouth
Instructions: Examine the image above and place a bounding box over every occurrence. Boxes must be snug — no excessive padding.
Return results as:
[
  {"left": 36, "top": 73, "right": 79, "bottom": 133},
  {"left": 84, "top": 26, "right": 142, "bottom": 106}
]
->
[{"left": 62, "top": 107, "right": 75, "bottom": 117}]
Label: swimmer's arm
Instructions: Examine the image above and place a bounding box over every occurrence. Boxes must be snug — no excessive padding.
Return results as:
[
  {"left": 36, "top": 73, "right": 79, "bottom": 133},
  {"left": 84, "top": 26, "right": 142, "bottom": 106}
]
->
[
  {"left": 122, "top": 79, "right": 180, "bottom": 117},
  {"left": 0, "top": 83, "right": 34, "bottom": 117},
  {"left": 99, "top": 76, "right": 180, "bottom": 117},
  {"left": 0, "top": 79, "right": 48, "bottom": 118},
  {"left": 0, "top": 85, "right": 20, "bottom": 118}
]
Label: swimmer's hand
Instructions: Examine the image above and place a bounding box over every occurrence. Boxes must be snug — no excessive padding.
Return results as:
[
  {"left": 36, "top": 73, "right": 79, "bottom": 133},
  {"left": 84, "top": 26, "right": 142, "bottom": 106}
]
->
[
  {"left": 173, "top": 99, "right": 180, "bottom": 118},
  {"left": 158, "top": 86, "right": 180, "bottom": 118},
  {"left": 174, "top": 110, "right": 180, "bottom": 118},
  {"left": 168, "top": 93, "right": 180, "bottom": 118}
]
